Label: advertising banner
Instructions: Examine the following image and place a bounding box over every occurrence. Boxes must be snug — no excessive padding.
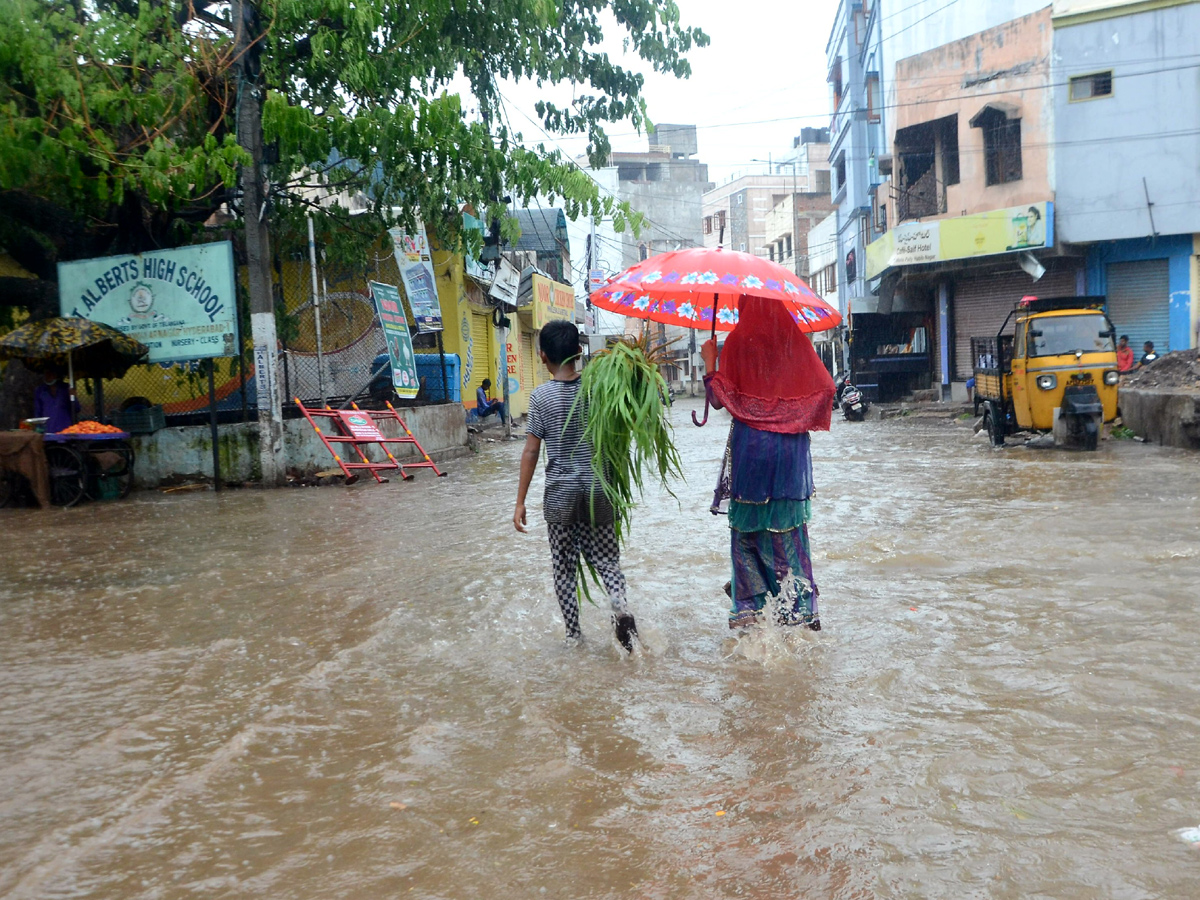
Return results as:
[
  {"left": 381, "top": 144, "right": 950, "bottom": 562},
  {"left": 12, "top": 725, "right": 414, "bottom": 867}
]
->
[
  {"left": 505, "top": 333, "right": 522, "bottom": 397},
  {"left": 369, "top": 281, "right": 420, "bottom": 399},
  {"left": 57, "top": 241, "right": 238, "bottom": 363},
  {"left": 866, "top": 202, "right": 1053, "bottom": 280},
  {"left": 531, "top": 273, "right": 575, "bottom": 330},
  {"left": 389, "top": 223, "right": 442, "bottom": 333}
]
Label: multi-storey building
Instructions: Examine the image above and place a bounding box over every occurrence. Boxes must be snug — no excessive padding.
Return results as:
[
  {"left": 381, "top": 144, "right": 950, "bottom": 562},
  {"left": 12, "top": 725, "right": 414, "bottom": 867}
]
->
[
  {"left": 1051, "top": 0, "right": 1200, "bottom": 356},
  {"left": 701, "top": 176, "right": 796, "bottom": 256},
  {"left": 828, "top": 0, "right": 1056, "bottom": 400},
  {"left": 608, "top": 124, "right": 713, "bottom": 268}
]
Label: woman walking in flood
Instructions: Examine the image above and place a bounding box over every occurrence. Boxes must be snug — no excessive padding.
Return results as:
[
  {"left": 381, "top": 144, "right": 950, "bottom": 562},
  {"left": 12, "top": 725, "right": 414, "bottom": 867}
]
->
[{"left": 701, "top": 295, "right": 836, "bottom": 630}]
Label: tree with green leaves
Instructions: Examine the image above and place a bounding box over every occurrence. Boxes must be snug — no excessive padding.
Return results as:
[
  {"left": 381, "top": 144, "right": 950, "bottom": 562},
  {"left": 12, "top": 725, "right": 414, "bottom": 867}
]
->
[{"left": 0, "top": 0, "right": 706, "bottom": 426}]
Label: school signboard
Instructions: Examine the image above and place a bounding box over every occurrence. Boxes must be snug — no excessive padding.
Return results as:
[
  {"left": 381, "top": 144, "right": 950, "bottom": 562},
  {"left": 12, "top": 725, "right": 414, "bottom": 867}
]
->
[
  {"left": 369, "top": 281, "right": 420, "bottom": 399},
  {"left": 57, "top": 241, "right": 238, "bottom": 363}
]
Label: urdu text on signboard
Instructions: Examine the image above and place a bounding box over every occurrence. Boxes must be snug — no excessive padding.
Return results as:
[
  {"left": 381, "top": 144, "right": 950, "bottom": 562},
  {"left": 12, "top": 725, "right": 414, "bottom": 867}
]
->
[{"left": 57, "top": 241, "right": 238, "bottom": 363}]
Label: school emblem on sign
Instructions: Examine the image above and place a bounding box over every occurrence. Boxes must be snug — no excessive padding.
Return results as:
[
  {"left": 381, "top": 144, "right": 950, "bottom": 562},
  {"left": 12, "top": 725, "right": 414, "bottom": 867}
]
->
[{"left": 129, "top": 283, "right": 155, "bottom": 314}]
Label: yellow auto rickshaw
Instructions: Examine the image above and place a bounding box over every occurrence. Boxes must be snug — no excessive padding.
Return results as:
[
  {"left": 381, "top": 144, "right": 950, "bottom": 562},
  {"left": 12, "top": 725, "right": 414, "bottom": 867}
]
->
[{"left": 972, "top": 296, "right": 1119, "bottom": 450}]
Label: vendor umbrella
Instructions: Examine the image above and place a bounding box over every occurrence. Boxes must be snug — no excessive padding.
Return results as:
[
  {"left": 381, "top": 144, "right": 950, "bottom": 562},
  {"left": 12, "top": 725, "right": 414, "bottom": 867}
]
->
[
  {"left": 0, "top": 317, "right": 150, "bottom": 407},
  {"left": 590, "top": 246, "right": 841, "bottom": 424}
]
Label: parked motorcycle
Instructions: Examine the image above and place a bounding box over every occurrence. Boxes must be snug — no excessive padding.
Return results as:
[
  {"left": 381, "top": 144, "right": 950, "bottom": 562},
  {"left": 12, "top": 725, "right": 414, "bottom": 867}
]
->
[{"left": 835, "top": 376, "right": 869, "bottom": 422}]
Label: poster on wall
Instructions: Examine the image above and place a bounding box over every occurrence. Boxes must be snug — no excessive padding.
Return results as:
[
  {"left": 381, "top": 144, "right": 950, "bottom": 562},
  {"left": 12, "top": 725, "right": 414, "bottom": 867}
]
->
[
  {"left": 57, "top": 240, "right": 238, "bottom": 363},
  {"left": 389, "top": 223, "right": 442, "bottom": 333},
  {"left": 505, "top": 334, "right": 522, "bottom": 397},
  {"left": 369, "top": 281, "right": 420, "bottom": 399}
]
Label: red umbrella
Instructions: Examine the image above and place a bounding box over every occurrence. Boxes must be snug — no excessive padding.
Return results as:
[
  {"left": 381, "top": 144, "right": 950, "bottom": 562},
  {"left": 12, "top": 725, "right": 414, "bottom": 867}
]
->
[
  {"left": 589, "top": 246, "right": 842, "bottom": 424},
  {"left": 590, "top": 246, "right": 841, "bottom": 333}
]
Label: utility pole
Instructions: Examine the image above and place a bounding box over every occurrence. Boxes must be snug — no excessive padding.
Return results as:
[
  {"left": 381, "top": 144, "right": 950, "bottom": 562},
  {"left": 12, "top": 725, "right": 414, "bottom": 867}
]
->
[
  {"left": 791, "top": 160, "right": 801, "bottom": 278},
  {"left": 232, "top": 0, "right": 285, "bottom": 485}
]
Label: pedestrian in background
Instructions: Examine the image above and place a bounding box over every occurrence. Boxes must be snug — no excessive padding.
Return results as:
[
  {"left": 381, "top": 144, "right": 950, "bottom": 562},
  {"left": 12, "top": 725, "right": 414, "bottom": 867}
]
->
[
  {"left": 1140, "top": 341, "right": 1159, "bottom": 366},
  {"left": 702, "top": 295, "right": 835, "bottom": 631},
  {"left": 513, "top": 320, "right": 638, "bottom": 652},
  {"left": 1116, "top": 335, "right": 1135, "bottom": 373}
]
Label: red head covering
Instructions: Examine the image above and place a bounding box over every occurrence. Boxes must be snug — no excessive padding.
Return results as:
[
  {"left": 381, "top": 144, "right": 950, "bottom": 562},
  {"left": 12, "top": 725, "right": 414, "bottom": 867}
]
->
[{"left": 707, "top": 295, "right": 835, "bottom": 433}]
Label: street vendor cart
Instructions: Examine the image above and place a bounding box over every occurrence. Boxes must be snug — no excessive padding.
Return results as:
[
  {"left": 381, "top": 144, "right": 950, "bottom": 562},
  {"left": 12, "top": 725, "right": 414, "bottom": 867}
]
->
[{"left": 0, "top": 317, "right": 148, "bottom": 507}]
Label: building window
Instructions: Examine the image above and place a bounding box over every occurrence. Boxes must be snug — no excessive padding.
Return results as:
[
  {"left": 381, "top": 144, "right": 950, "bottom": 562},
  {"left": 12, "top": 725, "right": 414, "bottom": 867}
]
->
[
  {"left": 785, "top": 234, "right": 792, "bottom": 257},
  {"left": 972, "top": 106, "right": 1022, "bottom": 186},
  {"left": 866, "top": 74, "right": 881, "bottom": 124},
  {"left": 833, "top": 153, "right": 847, "bottom": 194},
  {"left": 1069, "top": 71, "right": 1113, "bottom": 101},
  {"left": 829, "top": 57, "right": 843, "bottom": 110},
  {"left": 768, "top": 245, "right": 775, "bottom": 262},
  {"left": 894, "top": 115, "right": 957, "bottom": 220},
  {"left": 716, "top": 209, "right": 726, "bottom": 231},
  {"left": 703, "top": 216, "right": 712, "bottom": 235}
]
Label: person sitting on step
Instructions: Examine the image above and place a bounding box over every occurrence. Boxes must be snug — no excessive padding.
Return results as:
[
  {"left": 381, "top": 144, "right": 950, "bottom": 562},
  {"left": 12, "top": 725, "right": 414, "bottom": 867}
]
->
[{"left": 475, "top": 378, "right": 507, "bottom": 425}]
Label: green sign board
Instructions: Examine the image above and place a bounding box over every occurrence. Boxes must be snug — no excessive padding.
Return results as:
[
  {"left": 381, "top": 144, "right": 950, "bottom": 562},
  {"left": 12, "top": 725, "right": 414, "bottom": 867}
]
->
[
  {"left": 57, "top": 240, "right": 238, "bottom": 363},
  {"left": 369, "top": 281, "right": 420, "bottom": 399}
]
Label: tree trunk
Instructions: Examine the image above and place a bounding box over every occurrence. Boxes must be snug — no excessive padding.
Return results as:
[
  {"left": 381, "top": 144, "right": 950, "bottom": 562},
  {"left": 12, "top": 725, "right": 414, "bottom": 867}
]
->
[{"left": 233, "top": 0, "right": 285, "bottom": 485}]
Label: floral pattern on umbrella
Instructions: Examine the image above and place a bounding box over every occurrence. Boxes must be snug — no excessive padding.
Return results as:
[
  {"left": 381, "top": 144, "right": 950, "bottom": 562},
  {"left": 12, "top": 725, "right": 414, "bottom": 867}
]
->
[{"left": 590, "top": 246, "right": 841, "bottom": 334}]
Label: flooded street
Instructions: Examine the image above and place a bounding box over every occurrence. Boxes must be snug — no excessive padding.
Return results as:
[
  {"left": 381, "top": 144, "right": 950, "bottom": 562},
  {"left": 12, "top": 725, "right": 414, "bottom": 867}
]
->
[{"left": 3, "top": 398, "right": 1200, "bottom": 899}]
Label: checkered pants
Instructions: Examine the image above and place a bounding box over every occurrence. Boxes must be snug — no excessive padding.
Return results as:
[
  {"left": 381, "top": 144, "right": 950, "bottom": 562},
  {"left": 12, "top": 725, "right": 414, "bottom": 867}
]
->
[{"left": 547, "top": 522, "right": 629, "bottom": 638}]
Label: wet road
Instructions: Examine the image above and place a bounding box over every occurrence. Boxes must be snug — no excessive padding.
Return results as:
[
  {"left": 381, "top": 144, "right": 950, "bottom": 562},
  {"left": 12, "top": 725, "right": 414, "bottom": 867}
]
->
[{"left": 2, "top": 398, "right": 1200, "bottom": 899}]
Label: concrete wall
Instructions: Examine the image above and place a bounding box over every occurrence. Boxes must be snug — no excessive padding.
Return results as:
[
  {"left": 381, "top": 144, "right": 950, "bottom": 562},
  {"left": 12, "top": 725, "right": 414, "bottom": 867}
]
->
[
  {"left": 1052, "top": 2, "right": 1200, "bottom": 243},
  {"left": 129, "top": 403, "right": 469, "bottom": 488},
  {"left": 1120, "top": 387, "right": 1200, "bottom": 449}
]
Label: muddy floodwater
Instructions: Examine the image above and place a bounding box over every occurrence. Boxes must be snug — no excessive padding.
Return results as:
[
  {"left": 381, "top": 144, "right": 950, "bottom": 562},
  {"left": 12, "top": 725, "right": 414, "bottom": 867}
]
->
[{"left": 2, "top": 399, "right": 1200, "bottom": 899}]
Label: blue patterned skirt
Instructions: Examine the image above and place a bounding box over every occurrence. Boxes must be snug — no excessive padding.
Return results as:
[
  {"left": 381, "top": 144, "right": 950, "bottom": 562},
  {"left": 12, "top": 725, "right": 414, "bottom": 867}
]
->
[{"left": 729, "top": 519, "right": 819, "bottom": 629}]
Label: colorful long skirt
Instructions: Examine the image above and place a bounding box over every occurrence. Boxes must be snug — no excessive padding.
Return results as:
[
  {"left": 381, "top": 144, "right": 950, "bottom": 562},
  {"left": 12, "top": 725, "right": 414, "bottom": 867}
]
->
[{"left": 728, "top": 523, "right": 819, "bottom": 629}]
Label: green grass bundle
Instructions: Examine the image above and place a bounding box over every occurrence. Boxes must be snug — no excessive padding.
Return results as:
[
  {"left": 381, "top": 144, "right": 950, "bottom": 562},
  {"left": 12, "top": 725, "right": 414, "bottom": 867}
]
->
[{"left": 569, "top": 334, "right": 684, "bottom": 548}]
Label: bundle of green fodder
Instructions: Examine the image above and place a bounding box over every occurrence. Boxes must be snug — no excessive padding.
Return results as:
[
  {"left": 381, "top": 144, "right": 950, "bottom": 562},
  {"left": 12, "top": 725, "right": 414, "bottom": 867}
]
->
[{"left": 570, "top": 334, "right": 684, "bottom": 550}]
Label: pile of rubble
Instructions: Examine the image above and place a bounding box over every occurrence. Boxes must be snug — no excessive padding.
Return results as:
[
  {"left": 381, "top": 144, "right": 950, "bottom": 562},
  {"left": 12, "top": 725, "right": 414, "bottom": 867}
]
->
[{"left": 1121, "top": 350, "right": 1200, "bottom": 393}]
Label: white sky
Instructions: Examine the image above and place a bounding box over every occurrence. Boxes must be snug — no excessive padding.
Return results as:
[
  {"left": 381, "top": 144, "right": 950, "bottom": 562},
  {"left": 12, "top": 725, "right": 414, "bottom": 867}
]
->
[{"left": 495, "top": 0, "right": 839, "bottom": 185}]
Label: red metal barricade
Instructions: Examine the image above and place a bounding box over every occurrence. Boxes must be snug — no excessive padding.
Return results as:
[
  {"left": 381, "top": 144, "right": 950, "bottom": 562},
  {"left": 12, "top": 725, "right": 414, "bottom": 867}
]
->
[{"left": 295, "top": 399, "right": 446, "bottom": 484}]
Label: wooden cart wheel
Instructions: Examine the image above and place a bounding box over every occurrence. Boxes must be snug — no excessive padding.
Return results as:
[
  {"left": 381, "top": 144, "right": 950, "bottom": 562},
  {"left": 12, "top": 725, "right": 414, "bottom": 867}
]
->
[
  {"left": 45, "top": 444, "right": 87, "bottom": 507},
  {"left": 84, "top": 440, "right": 136, "bottom": 500}
]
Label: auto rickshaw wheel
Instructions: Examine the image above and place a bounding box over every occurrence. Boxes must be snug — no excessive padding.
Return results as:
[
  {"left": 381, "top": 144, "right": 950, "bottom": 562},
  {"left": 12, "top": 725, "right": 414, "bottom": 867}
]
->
[{"left": 983, "top": 403, "right": 1005, "bottom": 447}]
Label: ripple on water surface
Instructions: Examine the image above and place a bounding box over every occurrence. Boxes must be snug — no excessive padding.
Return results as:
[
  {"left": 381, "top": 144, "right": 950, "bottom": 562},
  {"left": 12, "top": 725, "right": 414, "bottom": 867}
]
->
[{"left": 1, "top": 405, "right": 1199, "bottom": 898}]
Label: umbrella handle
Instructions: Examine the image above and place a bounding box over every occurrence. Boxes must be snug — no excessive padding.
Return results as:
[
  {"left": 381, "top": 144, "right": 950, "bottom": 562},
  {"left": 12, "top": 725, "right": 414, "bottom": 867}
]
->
[{"left": 691, "top": 291, "right": 719, "bottom": 427}]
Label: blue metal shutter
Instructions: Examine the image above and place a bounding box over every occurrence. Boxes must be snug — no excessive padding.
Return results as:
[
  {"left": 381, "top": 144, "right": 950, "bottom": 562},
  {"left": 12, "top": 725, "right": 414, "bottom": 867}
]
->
[{"left": 1105, "top": 260, "right": 1170, "bottom": 353}]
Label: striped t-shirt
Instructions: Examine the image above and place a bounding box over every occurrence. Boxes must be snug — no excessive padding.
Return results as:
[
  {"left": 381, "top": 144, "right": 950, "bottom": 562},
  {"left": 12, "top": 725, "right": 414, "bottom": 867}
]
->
[{"left": 525, "top": 378, "right": 613, "bottom": 525}]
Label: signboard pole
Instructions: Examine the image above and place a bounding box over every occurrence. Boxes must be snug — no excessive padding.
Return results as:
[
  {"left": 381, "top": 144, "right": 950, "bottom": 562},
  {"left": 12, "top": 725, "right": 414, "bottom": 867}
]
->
[
  {"left": 499, "top": 315, "right": 511, "bottom": 439},
  {"left": 208, "top": 363, "right": 221, "bottom": 492},
  {"left": 307, "top": 215, "right": 327, "bottom": 407}
]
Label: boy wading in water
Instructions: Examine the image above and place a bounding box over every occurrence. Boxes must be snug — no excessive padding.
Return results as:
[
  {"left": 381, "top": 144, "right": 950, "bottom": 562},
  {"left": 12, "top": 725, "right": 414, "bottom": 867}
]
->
[{"left": 513, "top": 321, "right": 639, "bottom": 651}]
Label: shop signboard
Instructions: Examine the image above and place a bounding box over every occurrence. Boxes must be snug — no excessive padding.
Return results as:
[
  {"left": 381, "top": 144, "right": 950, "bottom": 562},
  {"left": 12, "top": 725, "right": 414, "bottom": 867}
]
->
[
  {"left": 505, "top": 333, "right": 522, "bottom": 397},
  {"left": 866, "top": 201, "right": 1054, "bottom": 280},
  {"left": 57, "top": 240, "right": 238, "bottom": 363},
  {"left": 531, "top": 273, "right": 575, "bottom": 330},
  {"left": 369, "top": 281, "right": 420, "bottom": 399},
  {"left": 389, "top": 223, "right": 442, "bottom": 333},
  {"left": 489, "top": 256, "right": 521, "bottom": 307}
]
